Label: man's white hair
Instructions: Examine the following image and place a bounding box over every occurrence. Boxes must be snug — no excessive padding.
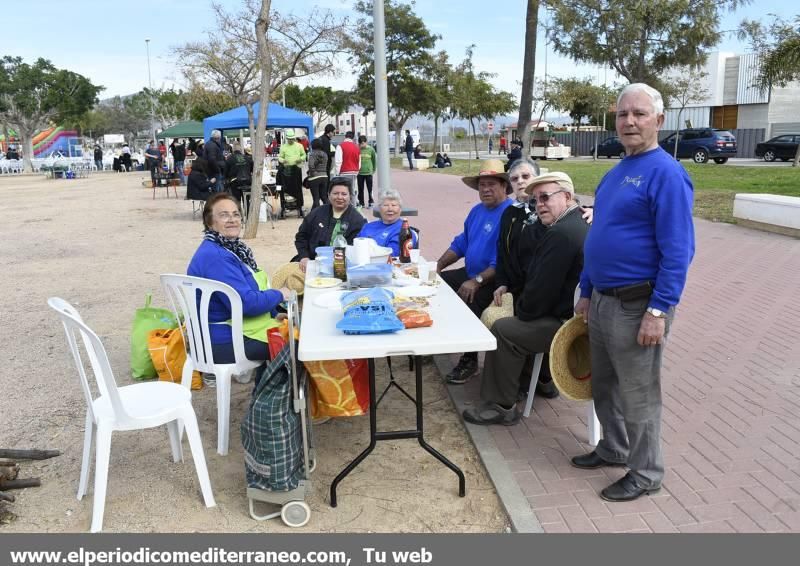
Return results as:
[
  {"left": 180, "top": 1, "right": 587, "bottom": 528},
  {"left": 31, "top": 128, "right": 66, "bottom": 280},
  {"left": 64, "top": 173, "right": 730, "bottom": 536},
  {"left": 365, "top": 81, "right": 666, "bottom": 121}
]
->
[
  {"left": 617, "top": 83, "right": 664, "bottom": 115},
  {"left": 211, "top": 129, "right": 222, "bottom": 139}
]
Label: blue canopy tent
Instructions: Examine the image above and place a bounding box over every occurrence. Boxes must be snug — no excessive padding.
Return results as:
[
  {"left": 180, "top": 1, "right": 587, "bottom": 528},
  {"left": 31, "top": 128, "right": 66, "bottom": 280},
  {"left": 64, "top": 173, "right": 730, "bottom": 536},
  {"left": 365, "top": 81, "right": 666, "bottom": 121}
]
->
[{"left": 202, "top": 102, "right": 314, "bottom": 142}]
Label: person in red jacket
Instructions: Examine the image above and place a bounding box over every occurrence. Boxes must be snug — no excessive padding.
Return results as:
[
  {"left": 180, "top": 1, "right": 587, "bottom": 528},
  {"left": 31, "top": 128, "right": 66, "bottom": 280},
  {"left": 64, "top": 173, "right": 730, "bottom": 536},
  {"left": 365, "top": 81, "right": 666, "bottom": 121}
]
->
[{"left": 334, "top": 131, "right": 361, "bottom": 202}]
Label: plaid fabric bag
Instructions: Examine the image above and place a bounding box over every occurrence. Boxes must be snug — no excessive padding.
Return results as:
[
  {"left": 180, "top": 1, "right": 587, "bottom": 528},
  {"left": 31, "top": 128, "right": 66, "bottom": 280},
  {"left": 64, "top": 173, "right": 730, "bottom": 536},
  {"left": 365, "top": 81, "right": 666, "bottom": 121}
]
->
[{"left": 240, "top": 344, "right": 304, "bottom": 491}]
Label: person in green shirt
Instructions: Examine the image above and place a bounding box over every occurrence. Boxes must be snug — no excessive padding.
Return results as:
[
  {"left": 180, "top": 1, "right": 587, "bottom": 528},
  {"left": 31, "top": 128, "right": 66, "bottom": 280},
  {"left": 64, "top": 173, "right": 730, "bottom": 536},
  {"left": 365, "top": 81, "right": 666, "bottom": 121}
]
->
[
  {"left": 278, "top": 129, "right": 308, "bottom": 217},
  {"left": 357, "top": 135, "right": 377, "bottom": 208}
]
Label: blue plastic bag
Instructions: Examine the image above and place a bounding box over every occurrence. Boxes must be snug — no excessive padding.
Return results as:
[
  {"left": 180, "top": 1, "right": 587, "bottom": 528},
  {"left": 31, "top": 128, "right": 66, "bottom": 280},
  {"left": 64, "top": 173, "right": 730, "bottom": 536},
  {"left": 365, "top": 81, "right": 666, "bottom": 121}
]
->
[{"left": 336, "top": 288, "right": 404, "bottom": 335}]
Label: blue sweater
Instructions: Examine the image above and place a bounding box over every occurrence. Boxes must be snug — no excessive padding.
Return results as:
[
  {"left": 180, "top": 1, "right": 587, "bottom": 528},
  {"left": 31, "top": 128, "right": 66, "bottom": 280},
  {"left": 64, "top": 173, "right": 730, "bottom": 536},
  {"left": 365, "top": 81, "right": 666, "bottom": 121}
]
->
[
  {"left": 187, "top": 240, "right": 283, "bottom": 344},
  {"left": 580, "top": 147, "right": 695, "bottom": 311},
  {"left": 358, "top": 218, "right": 418, "bottom": 256},
  {"left": 450, "top": 199, "right": 513, "bottom": 278}
]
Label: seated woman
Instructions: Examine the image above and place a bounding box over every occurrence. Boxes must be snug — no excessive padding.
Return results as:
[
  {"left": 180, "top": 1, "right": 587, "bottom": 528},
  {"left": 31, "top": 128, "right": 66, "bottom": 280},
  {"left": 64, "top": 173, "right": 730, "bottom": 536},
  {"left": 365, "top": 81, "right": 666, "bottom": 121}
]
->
[
  {"left": 413, "top": 145, "right": 426, "bottom": 159},
  {"left": 186, "top": 158, "right": 216, "bottom": 201},
  {"left": 442, "top": 153, "right": 452, "bottom": 167},
  {"left": 294, "top": 177, "right": 366, "bottom": 272},
  {"left": 357, "top": 189, "right": 418, "bottom": 257},
  {"left": 434, "top": 152, "right": 445, "bottom": 168},
  {"left": 188, "top": 193, "right": 291, "bottom": 370}
]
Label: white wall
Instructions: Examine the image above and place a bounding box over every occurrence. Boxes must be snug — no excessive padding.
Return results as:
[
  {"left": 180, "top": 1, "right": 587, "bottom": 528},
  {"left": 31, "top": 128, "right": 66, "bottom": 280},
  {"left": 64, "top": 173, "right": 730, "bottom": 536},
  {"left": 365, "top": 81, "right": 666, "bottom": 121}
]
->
[
  {"left": 737, "top": 103, "right": 769, "bottom": 129},
  {"left": 663, "top": 107, "right": 711, "bottom": 130}
]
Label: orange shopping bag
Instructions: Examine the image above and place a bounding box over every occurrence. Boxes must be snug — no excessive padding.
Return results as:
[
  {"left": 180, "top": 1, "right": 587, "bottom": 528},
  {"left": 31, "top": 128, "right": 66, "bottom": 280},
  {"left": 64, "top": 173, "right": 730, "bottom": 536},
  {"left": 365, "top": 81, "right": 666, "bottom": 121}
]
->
[
  {"left": 147, "top": 327, "right": 203, "bottom": 390},
  {"left": 303, "top": 359, "right": 370, "bottom": 418}
]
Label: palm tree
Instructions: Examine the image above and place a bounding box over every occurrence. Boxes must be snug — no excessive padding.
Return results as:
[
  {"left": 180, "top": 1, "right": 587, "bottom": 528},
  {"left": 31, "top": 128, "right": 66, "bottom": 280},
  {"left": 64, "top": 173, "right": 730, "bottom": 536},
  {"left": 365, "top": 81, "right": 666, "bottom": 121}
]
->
[{"left": 757, "top": 36, "right": 800, "bottom": 166}]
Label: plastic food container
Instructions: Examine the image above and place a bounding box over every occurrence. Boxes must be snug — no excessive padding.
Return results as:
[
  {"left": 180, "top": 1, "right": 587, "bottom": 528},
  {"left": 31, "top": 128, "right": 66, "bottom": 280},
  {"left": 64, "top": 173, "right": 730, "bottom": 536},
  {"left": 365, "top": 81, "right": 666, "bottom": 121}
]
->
[{"left": 346, "top": 263, "right": 393, "bottom": 288}]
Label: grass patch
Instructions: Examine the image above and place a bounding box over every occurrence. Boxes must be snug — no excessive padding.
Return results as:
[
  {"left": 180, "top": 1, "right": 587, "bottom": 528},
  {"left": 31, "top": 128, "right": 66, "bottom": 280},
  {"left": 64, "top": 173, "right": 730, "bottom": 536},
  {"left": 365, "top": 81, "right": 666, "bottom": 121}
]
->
[{"left": 391, "top": 157, "right": 800, "bottom": 223}]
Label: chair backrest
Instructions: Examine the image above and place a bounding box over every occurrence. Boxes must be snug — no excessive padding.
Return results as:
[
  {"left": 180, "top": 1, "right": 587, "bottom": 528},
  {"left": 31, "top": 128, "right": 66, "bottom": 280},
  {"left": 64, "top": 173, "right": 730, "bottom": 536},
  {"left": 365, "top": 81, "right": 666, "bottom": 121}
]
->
[
  {"left": 160, "top": 274, "right": 248, "bottom": 372},
  {"left": 47, "top": 297, "right": 130, "bottom": 423}
]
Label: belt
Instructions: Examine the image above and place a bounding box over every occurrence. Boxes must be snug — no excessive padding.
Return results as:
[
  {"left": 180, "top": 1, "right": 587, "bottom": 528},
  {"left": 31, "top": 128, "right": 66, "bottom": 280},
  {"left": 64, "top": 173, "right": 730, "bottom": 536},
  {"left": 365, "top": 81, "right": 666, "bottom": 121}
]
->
[{"left": 597, "top": 282, "right": 654, "bottom": 298}]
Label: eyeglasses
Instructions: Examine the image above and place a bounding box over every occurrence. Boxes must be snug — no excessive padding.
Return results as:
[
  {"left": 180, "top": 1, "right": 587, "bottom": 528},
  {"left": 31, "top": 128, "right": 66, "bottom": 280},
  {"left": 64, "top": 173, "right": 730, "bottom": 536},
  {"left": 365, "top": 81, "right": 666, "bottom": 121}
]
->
[
  {"left": 215, "top": 211, "right": 242, "bottom": 221},
  {"left": 530, "top": 189, "right": 567, "bottom": 205}
]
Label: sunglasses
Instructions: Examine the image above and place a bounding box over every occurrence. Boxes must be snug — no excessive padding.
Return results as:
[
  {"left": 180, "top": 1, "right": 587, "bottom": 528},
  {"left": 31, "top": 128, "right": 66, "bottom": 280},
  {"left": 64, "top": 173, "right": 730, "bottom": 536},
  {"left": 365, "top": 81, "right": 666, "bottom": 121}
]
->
[{"left": 530, "top": 189, "right": 567, "bottom": 205}]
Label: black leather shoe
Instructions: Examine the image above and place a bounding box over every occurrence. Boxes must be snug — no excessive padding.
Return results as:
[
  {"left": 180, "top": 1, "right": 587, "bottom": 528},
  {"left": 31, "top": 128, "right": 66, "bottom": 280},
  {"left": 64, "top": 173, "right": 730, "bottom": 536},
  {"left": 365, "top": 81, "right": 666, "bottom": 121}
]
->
[
  {"left": 600, "top": 473, "right": 660, "bottom": 502},
  {"left": 570, "top": 451, "right": 626, "bottom": 470}
]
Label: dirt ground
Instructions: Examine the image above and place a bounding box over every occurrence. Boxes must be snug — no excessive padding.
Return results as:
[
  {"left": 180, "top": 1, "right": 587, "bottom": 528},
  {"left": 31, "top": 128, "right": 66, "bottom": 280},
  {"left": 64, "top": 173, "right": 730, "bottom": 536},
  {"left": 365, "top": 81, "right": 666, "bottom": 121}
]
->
[{"left": 0, "top": 172, "right": 509, "bottom": 533}]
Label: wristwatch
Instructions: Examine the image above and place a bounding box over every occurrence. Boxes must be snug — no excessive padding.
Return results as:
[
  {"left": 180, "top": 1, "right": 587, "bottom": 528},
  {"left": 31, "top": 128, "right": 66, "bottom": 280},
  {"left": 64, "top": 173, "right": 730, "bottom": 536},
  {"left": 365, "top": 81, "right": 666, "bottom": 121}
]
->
[
  {"left": 646, "top": 307, "right": 667, "bottom": 318},
  {"left": 474, "top": 274, "right": 484, "bottom": 285}
]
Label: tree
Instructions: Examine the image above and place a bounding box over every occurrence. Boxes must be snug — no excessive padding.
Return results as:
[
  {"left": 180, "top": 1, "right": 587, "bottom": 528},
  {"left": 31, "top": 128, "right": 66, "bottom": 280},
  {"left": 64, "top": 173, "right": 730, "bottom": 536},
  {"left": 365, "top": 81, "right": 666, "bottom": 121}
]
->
[
  {"left": 517, "top": 0, "right": 540, "bottom": 155},
  {"left": 186, "top": 84, "right": 237, "bottom": 121},
  {"left": 347, "top": 0, "right": 441, "bottom": 153},
  {"left": 547, "top": 0, "right": 747, "bottom": 91},
  {"left": 176, "top": 0, "right": 347, "bottom": 238},
  {"left": 283, "top": 84, "right": 350, "bottom": 133},
  {"left": 666, "top": 68, "right": 710, "bottom": 158},
  {"left": 0, "top": 56, "right": 102, "bottom": 171},
  {"left": 417, "top": 51, "right": 452, "bottom": 153},
  {"left": 739, "top": 15, "right": 800, "bottom": 166},
  {"left": 450, "top": 46, "right": 518, "bottom": 157}
]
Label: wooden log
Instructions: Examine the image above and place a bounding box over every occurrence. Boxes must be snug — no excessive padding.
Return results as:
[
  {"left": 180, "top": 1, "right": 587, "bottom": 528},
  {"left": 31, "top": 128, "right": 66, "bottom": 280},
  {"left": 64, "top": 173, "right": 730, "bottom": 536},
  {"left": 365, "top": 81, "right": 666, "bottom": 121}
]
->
[
  {"left": 0, "top": 449, "right": 60, "bottom": 460},
  {"left": 0, "top": 478, "right": 41, "bottom": 490},
  {"left": 0, "top": 464, "right": 19, "bottom": 481},
  {"left": 0, "top": 491, "right": 14, "bottom": 503}
]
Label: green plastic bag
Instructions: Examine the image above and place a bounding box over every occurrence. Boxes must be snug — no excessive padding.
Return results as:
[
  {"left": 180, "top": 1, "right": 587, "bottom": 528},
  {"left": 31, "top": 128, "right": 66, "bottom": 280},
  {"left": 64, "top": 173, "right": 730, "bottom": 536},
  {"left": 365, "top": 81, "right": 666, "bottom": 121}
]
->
[{"left": 131, "top": 294, "right": 177, "bottom": 380}]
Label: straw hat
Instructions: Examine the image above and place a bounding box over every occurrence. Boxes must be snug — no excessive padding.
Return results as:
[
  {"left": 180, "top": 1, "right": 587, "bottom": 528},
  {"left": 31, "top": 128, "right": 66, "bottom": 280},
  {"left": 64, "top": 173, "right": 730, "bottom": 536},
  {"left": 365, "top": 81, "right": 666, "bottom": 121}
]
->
[
  {"left": 480, "top": 292, "right": 514, "bottom": 329},
  {"left": 272, "top": 262, "right": 305, "bottom": 295},
  {"left": 549, "top": 315, "right": 592, "bottom": 401},
  {"left": 524, "top": 171, "right": 575, "bottom": 195},
  {"left": 461, "top": 158, "right": 511, "bottom": 193}
]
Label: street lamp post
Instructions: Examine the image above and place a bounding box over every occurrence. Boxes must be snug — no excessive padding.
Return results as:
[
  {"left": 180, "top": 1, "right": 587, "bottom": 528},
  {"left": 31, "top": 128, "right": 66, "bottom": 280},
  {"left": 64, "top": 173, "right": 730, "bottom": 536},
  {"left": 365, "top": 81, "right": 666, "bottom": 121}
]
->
[{"left": 145, "top": 38, "right": 157, "bottom": 144}]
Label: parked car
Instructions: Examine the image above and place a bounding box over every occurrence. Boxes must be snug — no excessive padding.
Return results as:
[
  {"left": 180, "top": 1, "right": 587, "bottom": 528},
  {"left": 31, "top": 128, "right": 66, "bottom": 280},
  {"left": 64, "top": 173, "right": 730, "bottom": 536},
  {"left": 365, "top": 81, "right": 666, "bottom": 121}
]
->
[
  {"left": 594, "top": 136, "right": 626, "bottom": 159},
  {"left": 755, "top": 134, "right": 800, "bottom": 162},
  {"left": 658, "top": 128, "right": 737, "bottom": 164}
]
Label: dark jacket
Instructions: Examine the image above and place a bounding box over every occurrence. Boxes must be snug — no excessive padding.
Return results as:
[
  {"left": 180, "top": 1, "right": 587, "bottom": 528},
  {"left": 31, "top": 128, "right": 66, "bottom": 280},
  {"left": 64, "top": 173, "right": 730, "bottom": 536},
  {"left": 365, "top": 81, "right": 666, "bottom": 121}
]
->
[
  {"left": 319, "top": 134, "right": 334, "bottom": 174},
  {"left": 404, "top": 134, "right": 414, "bottom": 152},
  {"left": 505, "top": 147, "right": 523, "bottom": 171},
  {"left": 495, "top": 203, "right": 544, "bottom": 296},
  {"left": 307, "top": 148, "right": 328, "bottom": 178},
  {"left": 224, "top": 151, "right": 253, "bottom": 185},
  {"left": 93, "top": 147, "right": 102, "bottom": 161},
  {"left": 516, "top": 207, "right": 588, "bottom": 322},
  {"left": 294, "top": 204, "right": 366, "bottom": 260},
  {"left": 186, "top": 170, "right": 214, "bottom": 201},
  {"left": 172, "top": 143, "right": 186, "bottom": 161},
  {"left": 204, "top": 138, "right": 226, "bottom": 176}
]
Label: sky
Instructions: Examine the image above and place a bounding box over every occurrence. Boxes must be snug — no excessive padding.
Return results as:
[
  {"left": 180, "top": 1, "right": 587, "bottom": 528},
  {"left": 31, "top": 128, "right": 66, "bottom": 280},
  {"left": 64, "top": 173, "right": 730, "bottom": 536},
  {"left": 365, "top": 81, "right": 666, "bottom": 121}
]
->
[{"left": 5, "top": 1, "right": 798, "bottom": 106}]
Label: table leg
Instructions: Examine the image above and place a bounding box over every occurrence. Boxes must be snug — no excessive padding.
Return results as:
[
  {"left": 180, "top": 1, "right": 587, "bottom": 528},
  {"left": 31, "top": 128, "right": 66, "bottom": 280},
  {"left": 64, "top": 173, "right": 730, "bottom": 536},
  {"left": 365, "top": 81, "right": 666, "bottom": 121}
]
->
[
  {"left": 330, "top": 358, "right": 377, "bottom": 507},
  {"left": 414, "top": 355, "right": 466, "bottom": 497}
]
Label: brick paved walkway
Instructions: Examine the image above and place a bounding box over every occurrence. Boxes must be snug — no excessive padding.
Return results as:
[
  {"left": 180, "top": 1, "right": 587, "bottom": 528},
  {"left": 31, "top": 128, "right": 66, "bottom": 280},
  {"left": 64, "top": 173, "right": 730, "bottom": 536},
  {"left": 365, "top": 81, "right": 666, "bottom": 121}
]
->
[{"left": 391, "top": 167, "right": 800, "bottom": 532}]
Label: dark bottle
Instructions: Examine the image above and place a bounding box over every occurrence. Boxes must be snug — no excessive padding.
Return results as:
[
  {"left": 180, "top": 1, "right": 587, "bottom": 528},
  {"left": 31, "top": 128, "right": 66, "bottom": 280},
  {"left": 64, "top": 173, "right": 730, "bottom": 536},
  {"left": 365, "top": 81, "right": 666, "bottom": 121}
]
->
[
  {"left": 333, "top": 234, "right": 347, "bottom": 281},
  {"left": 398, "top": 218, "right": 413, "bottom": 264}
]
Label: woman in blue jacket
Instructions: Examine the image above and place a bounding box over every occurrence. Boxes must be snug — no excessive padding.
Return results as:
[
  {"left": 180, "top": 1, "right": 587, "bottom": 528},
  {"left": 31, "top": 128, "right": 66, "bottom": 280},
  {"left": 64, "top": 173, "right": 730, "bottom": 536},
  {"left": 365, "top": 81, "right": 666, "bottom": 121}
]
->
[
  {"left": 188, "top": 193, "right": 291, "bottom": 375},
  {"left": 357, "top": 189, "right": 417, "bottom": 256}
]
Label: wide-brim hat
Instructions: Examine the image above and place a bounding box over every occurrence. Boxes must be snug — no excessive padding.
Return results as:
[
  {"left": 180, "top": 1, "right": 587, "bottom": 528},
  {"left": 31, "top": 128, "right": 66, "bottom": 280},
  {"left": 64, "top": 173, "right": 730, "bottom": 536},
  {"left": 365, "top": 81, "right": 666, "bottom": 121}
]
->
[
  {"left": 480, "top": 292, "right": 514, "bottom": 329},
  {"left": 549, "top": 315, "right": 592, "bottom": 401},
  {"left": 272, "top": 262, "right": 305, "bottom": 296},
  {"left": 284, "top": 129, "right": 296, "bottom": 139},
  {"left": 462, "top": 158, "right": 511, "bottom": 193}
]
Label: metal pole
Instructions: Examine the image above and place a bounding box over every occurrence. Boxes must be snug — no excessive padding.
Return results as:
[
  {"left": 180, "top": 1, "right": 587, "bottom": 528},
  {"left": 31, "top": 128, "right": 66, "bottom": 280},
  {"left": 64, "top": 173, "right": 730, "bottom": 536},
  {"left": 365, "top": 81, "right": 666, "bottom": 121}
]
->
[
  {"left": 373, "top": 0, "right": 391, "bottom": 193},
  {"left": 145, "top": 39, "right": 157, "bottom": 144}
]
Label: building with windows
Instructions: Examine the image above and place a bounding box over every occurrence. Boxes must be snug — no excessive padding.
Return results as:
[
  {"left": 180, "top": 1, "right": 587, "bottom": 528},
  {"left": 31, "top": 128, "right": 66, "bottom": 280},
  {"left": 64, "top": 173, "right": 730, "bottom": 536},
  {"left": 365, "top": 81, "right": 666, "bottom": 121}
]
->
[
  {"left": 663, "top": 51, "right": 800, "bottom": 138},
  {"left": 330, "top": 106, "right": 378, "bottom": 139}
]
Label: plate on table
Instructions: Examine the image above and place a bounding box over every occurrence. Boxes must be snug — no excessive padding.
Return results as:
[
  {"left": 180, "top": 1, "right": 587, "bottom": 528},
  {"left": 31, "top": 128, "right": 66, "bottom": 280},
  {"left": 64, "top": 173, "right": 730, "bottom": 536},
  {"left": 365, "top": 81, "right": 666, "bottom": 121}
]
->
[
  {"left": 307, "top": 277, "right": 342, "bottom": 289},
  {"left": 394, "top": 285, "right": 437, "bottom": 298},
  {"left": 312, "top": 290, "right": 346, "bottom": 310}
]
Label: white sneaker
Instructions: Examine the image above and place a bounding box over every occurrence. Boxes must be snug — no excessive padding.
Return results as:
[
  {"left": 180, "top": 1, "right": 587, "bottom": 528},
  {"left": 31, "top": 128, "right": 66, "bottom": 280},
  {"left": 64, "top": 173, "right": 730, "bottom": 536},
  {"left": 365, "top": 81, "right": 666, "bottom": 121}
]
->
[{"left": 202, "top": 373, "right": 217, "bottom": 388}]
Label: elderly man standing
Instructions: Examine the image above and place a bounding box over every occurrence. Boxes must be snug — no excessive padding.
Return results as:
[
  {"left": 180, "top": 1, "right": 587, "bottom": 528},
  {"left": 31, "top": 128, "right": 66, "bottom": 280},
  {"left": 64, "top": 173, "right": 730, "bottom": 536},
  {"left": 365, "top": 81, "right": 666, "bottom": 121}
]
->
[
  {"left": 204, "top": 130, "right": 227, "bottom": 192},
  {"left": 437, "top": 158, "right": 513, "bottom": 384},
  {"left": 463, "top": 172, "right": 588, "bottom": 425},
  {"left": 572, "top": 83, "right": 695, "bottom": 502},
  {"left": 278, "top": 129, "right": 307, "bottom": 218}
]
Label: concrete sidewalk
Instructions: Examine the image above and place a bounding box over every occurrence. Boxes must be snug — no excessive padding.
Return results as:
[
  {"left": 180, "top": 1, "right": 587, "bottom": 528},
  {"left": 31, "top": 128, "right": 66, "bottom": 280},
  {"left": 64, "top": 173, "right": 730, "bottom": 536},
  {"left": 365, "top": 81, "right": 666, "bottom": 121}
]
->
[{"left": 391, "top": 167, "right": 800, "bottom": 533}]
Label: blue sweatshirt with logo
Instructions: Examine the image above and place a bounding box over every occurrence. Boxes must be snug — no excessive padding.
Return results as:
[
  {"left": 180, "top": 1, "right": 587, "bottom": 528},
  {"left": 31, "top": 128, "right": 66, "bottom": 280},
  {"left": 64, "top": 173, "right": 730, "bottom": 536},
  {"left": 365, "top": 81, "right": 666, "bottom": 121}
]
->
[
  {"left": 358, "top": 218, "right": 418, "bottom": 257},
  {"left": 450, "top": 199, "right": 513, "bottom": 278},
  {"left": 580, "top": 147, "right": 694, "bottom": 311}
]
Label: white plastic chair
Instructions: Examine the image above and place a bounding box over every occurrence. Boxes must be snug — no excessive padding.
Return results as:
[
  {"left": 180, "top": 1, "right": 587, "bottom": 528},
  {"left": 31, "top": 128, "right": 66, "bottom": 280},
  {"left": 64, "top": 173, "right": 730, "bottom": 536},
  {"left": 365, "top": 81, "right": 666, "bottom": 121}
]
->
[
  {"left": 47, "top": 297, "right": 215, "bottom": 532},
  {"left": 160, "top": 274, "right": 262, "bottom": 455},
  {"left": 522, "top": 286, "right": 601, "bottom": 446}
]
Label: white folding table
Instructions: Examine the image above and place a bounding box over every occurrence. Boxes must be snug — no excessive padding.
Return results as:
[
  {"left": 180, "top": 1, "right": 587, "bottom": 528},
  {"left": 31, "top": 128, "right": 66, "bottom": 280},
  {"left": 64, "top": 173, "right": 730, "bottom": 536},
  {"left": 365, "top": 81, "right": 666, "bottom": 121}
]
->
[{"left": 299, "top": 264, "right": 497, "bottom": 507}]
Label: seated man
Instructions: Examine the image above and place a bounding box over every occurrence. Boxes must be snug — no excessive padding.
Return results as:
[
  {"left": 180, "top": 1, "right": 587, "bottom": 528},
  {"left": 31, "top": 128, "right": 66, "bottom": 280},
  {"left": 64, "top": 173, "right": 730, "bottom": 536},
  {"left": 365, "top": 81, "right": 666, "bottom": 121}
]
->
[
  {"left": 224, "top": 143, "right": 253, "bottom": 203},
  {"left": 436, "top": 159, "right": 514, "bottom": 384},
  {"left": 463, "top": 172, "right": 588, "bottom": 425}
]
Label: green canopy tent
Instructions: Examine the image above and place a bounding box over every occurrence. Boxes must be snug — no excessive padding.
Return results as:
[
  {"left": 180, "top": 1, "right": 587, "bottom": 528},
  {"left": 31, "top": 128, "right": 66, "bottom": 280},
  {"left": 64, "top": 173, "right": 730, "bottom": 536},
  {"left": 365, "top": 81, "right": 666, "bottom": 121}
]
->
[{"left": 155, "top": 121, "right": 204, "bottom": 140}]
